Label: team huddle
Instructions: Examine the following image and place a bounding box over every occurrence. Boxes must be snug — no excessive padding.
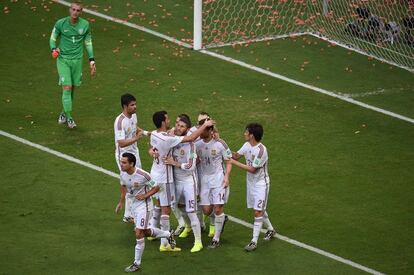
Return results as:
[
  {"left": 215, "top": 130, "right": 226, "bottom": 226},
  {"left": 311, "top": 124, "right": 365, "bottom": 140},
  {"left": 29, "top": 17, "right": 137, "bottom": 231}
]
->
[
  {"left": 114, "top": 94, "right": 276, "bottom": 273},
  {"left": 49, "top": 2, "right": 275, "bottom": 273}
]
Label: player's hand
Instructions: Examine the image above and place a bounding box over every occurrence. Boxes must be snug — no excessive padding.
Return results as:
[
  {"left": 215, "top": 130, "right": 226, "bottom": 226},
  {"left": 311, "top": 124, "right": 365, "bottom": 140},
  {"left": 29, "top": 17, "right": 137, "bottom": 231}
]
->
[
  {"left": 222, "top": 177, "right": 229, "bottom": 188},
  {"left": 51, "top": 48, "right": 60, "bottom": 59},
  {"left": 115, "top": 201, "right": 123, "bottom": 213},
  {"left": 90, "top": 61, "right": 96, "bottom": 76},
  {"left": 149, "top": 148, "right": 159, "bottom": 159},
  {"left": 163, "top": 156, "right": 175, "bottom": 166},
  {"left": 204, "top": 119, "right": 215, "bottom": 127},
  {"left": 135, "top": 128, "right": 144, "bottom": 140},
  {"left": 136, "top": 194, "right": 146, "bottom": 201}
]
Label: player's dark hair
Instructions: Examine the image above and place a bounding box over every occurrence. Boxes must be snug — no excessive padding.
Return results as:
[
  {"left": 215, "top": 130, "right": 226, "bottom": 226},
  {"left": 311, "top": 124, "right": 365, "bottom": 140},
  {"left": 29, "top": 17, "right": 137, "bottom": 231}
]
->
[
  {"left": 153, "top": 111, "right": 167, "bottom": 128},
  {"left": 246, "top": 123, "right": 263, "bottom": 142},
  {"left": 198, "top": 118, "right": 213, "bottom": 131},
  {"left": 121, "top": 93, "right": 136, "bottom": 108},
  {"left": 178, "top": 113, "right": 191, "bottom": 128},
  {"left": 199, "top": 111, "right": 210, "bottom": 117},
  {"left": 122, "top": 152, "right": 136, "bottom": 167}
]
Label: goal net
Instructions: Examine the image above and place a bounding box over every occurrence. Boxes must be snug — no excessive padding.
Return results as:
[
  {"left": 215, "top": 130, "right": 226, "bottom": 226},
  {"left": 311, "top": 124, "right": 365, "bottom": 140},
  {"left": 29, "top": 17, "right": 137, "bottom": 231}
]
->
[{"left": 196, "top": 0, "right": 414, "bottom": 71}]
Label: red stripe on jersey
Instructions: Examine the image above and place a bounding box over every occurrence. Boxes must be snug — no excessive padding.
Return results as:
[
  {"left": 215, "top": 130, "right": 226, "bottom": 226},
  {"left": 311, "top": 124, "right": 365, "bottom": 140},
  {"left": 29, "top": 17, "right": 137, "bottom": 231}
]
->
[
  {"left": 152, "top": 132, "right": 167, "bottom": 142},
  {"left": 257, "top": 144, "right": 265, "bottom": 158},
  {"left": 217, "top": 138, "right": 229, "bottom": 149},
  {"left": 135, "top": 168, "right": 151, "bottom": 182},
  {"left": 117, "top": 115, "right": 125, "bottom": 131}
]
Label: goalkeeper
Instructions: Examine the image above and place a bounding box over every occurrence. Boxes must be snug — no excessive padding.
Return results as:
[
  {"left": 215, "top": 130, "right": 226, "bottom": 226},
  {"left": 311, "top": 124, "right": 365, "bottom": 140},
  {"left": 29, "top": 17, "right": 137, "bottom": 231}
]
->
[{"left": 49, "top": 1, "right": 96, "bottom": 128}]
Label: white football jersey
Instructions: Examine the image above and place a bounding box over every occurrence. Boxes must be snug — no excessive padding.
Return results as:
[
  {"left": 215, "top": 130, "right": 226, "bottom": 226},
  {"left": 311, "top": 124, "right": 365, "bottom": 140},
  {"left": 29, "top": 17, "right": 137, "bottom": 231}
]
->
[
  {"left": 114, "top": 113, "right": 139, "bottom": 157},
  {"left": 237, "top": 142, "right": 269, "bottom": 186},
  {"left": 120, "top": 167, "right": 158, "bottom": 210},
  {"left": 150, "top": 131, "right": 184, "bottom": 183},
  {"left": 195, "top": 138, "right": 232, "bottom": 188},
  {"left": 172, "top": 141, "right": 197, "bottom": 182}
]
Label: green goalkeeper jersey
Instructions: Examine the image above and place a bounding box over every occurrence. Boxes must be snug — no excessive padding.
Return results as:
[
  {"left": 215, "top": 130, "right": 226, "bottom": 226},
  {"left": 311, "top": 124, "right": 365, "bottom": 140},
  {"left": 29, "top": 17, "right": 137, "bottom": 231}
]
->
[{"left": 49, "top": 16, "right": 94, "bottom": 60}]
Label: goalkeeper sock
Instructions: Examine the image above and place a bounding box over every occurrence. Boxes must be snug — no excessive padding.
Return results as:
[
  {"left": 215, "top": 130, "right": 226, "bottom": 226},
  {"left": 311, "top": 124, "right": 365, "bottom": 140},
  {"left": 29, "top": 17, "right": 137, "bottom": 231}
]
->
[{"left": 62, "top": 90, "right": 72, "bottom": 119}]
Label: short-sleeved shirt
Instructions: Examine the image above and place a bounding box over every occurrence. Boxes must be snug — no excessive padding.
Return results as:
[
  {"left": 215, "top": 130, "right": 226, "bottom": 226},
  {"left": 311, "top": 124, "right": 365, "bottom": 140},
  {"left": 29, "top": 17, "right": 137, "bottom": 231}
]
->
[
  {"left": 195, "top": 138, "right": 232, "bottom": 188},
  {"left": 114, "top": 113, "right": 138, "bottom": 157},
  {"left": 237, "top": 142, "right": 270, "bottom": 186},
  {"left": 120, "top": 167, "right": 158, "bottom": 210},
  {"left": 172, "top": 142, "right": 197, "bottom": 182},
  {"left": 150, "top": 131, "right": 184, "bottom": 183}
]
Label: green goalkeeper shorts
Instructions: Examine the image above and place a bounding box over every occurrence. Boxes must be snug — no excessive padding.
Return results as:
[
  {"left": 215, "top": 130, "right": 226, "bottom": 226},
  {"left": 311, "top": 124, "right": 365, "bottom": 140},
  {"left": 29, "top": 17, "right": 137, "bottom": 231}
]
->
[{"left": 56, "top": 57, "right": 83, "bottom": 86}]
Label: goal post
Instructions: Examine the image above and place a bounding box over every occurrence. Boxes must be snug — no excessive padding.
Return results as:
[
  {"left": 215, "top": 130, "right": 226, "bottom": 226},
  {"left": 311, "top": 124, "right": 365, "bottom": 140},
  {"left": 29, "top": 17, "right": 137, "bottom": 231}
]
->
[{"left": 193, "top": 0, "right": 414, "bottom": 72}]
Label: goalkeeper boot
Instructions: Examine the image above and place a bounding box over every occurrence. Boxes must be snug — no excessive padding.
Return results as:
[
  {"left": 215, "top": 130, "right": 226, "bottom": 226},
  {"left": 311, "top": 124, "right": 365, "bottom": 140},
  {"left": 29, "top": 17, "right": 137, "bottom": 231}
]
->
[
  {"left": 124, "top": 262, "right": 140, "bottom": 273},
  {"left": 179, "top": 226, "right": 192, "bottom": 238},
  {"left": 263, "top": 229, "right": 276, "bottom": 241},
  {"left": 58, "top": 112, "right": 67, "bottom": 124},
  {"left": 67, "top": 118, "right": 77, "bottom": 129},
  {"left": 190, "top": 241, "right": 203, "bottom": 253},
  {"left": 244, "top": 241, "right": 257, "bottom": 252}
]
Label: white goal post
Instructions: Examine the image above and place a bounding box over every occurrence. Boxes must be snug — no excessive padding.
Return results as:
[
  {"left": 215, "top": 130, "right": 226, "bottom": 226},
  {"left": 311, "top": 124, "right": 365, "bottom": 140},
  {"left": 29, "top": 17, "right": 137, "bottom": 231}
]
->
[{"left": 193, "top": 0, "right": 414, "bottom": 72}]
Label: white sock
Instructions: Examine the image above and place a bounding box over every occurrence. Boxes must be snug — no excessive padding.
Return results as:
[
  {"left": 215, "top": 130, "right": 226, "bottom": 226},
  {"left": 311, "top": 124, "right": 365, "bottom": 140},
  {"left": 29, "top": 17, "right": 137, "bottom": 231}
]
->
[
  {"left": 150, "top": 228, "right": 170, "bottom": 239},
  {"left": 160, "top": 215, "right": 170, "bottom": 246},
  {"left": 134, "top": 238, "right": 145, "bottom": 266},
  {"left": 124, "top": 195, "right": 132, "bottom": 218},
  {"left": 197, "top": 208, "right": 205, "bottom": 229},
  {"left": 187, "top": 212, "right": 201, "bottom": 242},
  {"left": 252, "top": 216, "right": 264, "bottom": 243},
  {"left": 263, "top": 211, "right": 274, "bottom": 230},
  {"left": 180, "top": 207, "right": 190, "bottom": 227},
  {"left": 213, "top": 213, "right": 225, "bottom": 241},
  {"left": 172, "top": 205, "right": 186, "bottom": 227},
  {"left": 151, "top": 207, "right": 161, "bottom": 229}
]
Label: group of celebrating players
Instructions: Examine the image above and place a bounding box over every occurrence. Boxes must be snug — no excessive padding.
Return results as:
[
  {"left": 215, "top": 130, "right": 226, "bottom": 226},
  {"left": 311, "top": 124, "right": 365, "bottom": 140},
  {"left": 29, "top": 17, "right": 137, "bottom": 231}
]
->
[
  {"left": 49, "top": 2, "right": 276, "bottom": 273},
  {"left": 114, "top": 94, "right": 276, "bottom": 273}
]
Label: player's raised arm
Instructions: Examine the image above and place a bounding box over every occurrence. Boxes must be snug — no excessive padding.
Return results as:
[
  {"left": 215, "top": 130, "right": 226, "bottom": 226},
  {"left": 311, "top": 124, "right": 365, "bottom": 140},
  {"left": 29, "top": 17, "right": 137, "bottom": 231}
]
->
[{"left": 182, "top": 119, "right": 214, "bottom": 142}]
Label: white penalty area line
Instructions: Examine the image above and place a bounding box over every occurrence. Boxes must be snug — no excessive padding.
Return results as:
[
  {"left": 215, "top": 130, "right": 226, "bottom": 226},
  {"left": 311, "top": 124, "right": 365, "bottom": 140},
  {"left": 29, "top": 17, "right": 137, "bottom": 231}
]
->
[
  {"left": 0, "top": 129, "right": 385, "bottom": 275},
  {"left": 54, "top": 0, "right": 414, "bottom": 126}
]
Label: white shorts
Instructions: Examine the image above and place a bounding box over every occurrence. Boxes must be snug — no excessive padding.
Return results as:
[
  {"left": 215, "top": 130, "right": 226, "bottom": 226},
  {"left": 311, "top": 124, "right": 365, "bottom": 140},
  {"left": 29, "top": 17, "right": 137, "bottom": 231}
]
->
[
  {"left": 199, "top": 185, "right": 229, "bottom": 206},
  {"left": 157, "top": 182, "right": 175, "bottom": 207},
  {"left": 247, "top": 182, "right": 269, "bottom": 211},
  {"left": 132, "top": 206, "right": 152, "bottom": 230},
  {"left": 175, "top": 178, "right": 198, "bottom": 212},
  {"left": 115, "top": 151, "right": 142, "bottom": 171}
]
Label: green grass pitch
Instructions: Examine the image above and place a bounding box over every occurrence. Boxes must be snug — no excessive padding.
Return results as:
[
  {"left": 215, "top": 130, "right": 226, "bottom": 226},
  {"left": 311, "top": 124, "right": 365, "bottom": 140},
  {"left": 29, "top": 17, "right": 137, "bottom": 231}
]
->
[{"left": 0, "top": 1, "right": 413, "bottom": 274}]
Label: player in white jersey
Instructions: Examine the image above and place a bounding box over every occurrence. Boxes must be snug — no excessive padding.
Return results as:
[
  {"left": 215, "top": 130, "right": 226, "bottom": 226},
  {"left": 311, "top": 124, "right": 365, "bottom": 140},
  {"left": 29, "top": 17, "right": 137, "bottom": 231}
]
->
[
  {"left": 187, "top": 111, "right": 210, "bottom": 136},
  {"left": 195, "top": 119, "right": 232, "bottom": 249},
  {"left": 114, "top": 93, "right": 150, "bottom": 223},
  {"left": 231, "top": 123, "right": 276, "bottom": 252},
  {"left": 150, "top": 111, "right": 214, "bottom": 252},
  {"left": 163, "top": 114, "right": 203, "bottom": 252},
  {"left": 115, "top": 153, "right": 176, "bottom": 273}
]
